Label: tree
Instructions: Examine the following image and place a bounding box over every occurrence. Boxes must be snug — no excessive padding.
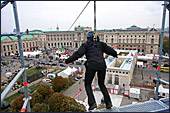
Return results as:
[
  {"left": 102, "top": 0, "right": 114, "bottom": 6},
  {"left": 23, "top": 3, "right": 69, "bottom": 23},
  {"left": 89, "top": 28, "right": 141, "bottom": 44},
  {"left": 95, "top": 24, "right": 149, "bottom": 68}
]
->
[
  {"left": 48, "top": 92, "right": 66, "bottom": 112},
  {"left": 52, "top": 76, "right": 70, "bottom": 92},
  {"left": 60, "top": 96, "right": 86, "bottom": 112},
  {"left": 36, "top": 84, "right": 54, "bottom": 103},
  {"left": 48, "top": 92, "right": 85, "bottom": 112},
  {"left": 9, "top": 94, "right": 34, "bottom": 112},
  {"left": 31, "top": 92, "right": 43, "bottom": 104},
  {"left": 163, "top": 36, "right": 169, "bottom": 54},
  {"left": 31, "top": 103, "right": 48, "bottom": 112}
]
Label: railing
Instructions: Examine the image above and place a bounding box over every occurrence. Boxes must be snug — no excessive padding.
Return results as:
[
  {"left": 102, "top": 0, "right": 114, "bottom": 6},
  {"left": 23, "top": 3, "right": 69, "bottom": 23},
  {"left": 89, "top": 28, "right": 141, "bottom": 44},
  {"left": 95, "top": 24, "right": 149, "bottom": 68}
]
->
[{"left": 1, "top": 1, "right": 31, "bottom": 112}]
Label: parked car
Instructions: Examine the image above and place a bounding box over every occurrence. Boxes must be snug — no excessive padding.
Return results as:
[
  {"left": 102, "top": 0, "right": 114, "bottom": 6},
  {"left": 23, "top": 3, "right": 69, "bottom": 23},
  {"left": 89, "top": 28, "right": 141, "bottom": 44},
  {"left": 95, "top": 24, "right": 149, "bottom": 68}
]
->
[
  {"left": 12, "top": 57, "right": 17, "bottom": 59},
  {"left": 24, "top": 58, "right": 29, "bottom": 61},
  {"left": 59, "top": 63, "right": 66, "bottom": 67},
  {"left": 74, "top": 77, "right": 79, "bottom": 81},
  {"left": 59, "top": 60, "right": 63, "bottom": 63},
  {"left": 1, "top": 80, "right": 8, "bottom": 86},
  {"left": 51, "top": 62, "right": 57, "bottom": 66},
  {"left": 42, "top": 78, "right": 52, "bottom": 83},
  {"left": 47, "top": 74, "right": 56, "bottom": 79},
  {"left": 42, "top": 61, "right": 47, "bottom": 65},
  {"left": 76, "top": 76, "right": 82, "bottom": 79},
  {"left": 5, "top": 72, "right": 12, "bottom": 78},
  {"left": 49, "top": 60, "right": 53, "bottom": 62}
]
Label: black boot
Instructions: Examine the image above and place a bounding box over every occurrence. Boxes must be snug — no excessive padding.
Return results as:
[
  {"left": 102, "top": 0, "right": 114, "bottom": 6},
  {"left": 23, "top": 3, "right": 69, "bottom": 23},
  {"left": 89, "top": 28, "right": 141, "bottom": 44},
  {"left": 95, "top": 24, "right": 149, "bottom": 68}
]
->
[
  {"left": 88, "top": 103, "right": 97, "bottom": 110},
  {"left": 106, "top": 102, "right": 112, "bottom": 109}
]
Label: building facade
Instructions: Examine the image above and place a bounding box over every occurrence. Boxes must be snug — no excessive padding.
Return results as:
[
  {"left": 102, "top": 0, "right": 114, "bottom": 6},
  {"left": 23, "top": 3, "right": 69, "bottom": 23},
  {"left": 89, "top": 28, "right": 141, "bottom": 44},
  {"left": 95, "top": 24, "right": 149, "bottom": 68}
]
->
[
  {"left": 1, "top": 35, "right": 38, "bottom": 56},
  {"left": 1, "top": 25, "right": 161, "bottom": 56},
  {"left": 103, "top": 25, "right": 160, "bottom": 54},
  {"left": 104, "top": 50, "right": 138, "bottom": 89}
]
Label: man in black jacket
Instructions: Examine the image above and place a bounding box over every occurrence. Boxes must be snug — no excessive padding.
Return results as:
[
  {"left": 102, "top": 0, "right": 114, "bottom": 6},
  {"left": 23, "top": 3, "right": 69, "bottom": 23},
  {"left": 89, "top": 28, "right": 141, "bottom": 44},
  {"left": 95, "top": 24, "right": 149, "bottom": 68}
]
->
[{"left": 64, "top": 31, "right": 117, "bottom": 110}]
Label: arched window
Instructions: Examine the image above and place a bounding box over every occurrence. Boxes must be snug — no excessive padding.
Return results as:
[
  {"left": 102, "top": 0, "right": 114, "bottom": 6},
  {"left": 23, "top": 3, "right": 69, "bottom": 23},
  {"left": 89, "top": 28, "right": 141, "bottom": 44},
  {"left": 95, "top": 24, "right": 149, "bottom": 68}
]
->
[
  {"left": 119, "top": 39, "right": 121, "bottom": 43},
  {"left": 150, "top": 49, "right": 153, "bottom": 53},
  {"left": 75, "top": 43, "right": 78, "bottom": 48},
  {"left": 151, "top": 39, "right": 154, "bottom": 44},
  {"left": 111, "top": 38, "right": 114, "bottom": 43},
  {"left": 58, "top": 43, "right": 60, "bottom": 48},
  {"left": 126, "top": 39, "right": 129, "bottom": 43},
  {"left": 23, "top": 43, "right": 25, "bottom": 48},
  {"left": 130, "top": 39, "right": 133, "bottom": 43}
]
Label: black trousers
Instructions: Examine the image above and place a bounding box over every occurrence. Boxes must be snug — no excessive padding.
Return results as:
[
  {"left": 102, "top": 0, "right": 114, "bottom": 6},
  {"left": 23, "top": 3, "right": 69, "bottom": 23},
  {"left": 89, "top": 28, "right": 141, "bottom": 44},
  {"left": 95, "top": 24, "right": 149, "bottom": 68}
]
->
[{"left": 85, "top": 63, "right": 112, "bottom": 106}]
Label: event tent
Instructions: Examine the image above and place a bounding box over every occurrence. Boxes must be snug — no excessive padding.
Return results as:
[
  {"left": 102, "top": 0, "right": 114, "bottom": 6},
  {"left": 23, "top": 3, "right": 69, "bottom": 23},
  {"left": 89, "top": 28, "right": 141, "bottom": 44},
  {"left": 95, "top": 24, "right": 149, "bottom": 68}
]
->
[{"left": 57, "top": 66, "right": 78, "bottom": 78}]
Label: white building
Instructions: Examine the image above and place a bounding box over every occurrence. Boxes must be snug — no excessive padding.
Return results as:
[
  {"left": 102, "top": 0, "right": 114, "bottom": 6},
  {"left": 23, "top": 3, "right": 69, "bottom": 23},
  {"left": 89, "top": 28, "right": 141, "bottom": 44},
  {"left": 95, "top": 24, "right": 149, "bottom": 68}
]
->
[
  {"left": 104, "top": 50, "right": 138, "bottom": 89},
  {"left": 129, "top": 88, "right": 141, "bottom": 99},
  {"left": 103, "top": 25, "right": 160, "bottom": 54}
]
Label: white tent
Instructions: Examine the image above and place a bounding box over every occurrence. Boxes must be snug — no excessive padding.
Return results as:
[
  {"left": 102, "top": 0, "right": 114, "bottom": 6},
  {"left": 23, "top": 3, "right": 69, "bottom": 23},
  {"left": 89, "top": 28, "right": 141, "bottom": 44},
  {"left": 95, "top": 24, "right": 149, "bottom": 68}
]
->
[
  {"left": 10, "top": 53, "right": 15, "bottom": 56},
  {"left": 58, "top": 66, "right": 76, "bottom": 78},
  {"left": 129, "top": 88, "right": 140, "bottom": 99},
  {"left": 23, "top": 51, "right": 42, "bottom": 57}
]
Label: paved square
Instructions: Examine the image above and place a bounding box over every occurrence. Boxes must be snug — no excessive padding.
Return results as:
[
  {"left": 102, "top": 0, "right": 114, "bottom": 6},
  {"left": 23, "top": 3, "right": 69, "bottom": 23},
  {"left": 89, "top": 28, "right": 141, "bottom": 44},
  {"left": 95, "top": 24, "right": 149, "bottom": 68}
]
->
[{"left": 84, "top": 91, "right": 123, "bottom": 107}]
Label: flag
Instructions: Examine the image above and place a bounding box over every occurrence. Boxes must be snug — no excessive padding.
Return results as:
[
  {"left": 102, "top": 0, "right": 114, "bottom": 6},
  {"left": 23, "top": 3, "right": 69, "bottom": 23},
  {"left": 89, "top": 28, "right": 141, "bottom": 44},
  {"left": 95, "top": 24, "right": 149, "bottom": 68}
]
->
[
  {"left": 131, "top": 53, "right": 133, "bottom": 56},
  {"left": 112, "top": 46, "right": 114, "bottom": 48},
  {"left": 115, "top": 45, "right": 118, "bottom": 48}
]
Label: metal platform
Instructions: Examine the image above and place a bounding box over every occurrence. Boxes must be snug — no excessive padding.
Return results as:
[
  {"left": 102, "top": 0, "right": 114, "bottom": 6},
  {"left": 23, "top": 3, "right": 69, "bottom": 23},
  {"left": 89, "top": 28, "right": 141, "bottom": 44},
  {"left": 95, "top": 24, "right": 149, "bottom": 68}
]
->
[
  {"left": 119, "top": 99, "right": 169, "bottom": 112},
  {"left": 91, "top": 99, "right": 169, "bottom": 112},
  {"left": 92, "top": 107, "right": 120, "bottom": 112}
]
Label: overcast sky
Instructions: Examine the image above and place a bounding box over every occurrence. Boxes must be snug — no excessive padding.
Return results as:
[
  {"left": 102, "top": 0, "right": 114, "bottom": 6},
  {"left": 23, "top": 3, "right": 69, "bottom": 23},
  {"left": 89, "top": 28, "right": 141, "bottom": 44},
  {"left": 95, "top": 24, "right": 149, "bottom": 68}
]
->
[{"left": 1, "top": 1, "right": 169, "bottom": 33}]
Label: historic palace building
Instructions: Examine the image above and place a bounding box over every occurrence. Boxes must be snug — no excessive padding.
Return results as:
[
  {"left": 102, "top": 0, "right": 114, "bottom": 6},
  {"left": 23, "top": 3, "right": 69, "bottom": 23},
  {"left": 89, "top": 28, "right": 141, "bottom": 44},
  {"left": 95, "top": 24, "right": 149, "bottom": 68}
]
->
[
  {"left": 1, "top": 35, "right": 38, "bottom": 56},
  {"left": 1, "top": 25, "right": 161, "bottom": 56},
  {"left": 103, "top": 25, "right": 160, "bottom": 54}
]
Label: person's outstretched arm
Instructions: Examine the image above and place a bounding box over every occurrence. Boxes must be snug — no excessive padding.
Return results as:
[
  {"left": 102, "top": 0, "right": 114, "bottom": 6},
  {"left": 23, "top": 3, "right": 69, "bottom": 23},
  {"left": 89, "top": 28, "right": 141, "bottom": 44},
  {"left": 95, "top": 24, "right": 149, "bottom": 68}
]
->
[
  {"left": 102, "top": 42, "right": 117, "bottom": 57},
  {"left": 65, "top": 43, "right": 87, "bottom": 64}
]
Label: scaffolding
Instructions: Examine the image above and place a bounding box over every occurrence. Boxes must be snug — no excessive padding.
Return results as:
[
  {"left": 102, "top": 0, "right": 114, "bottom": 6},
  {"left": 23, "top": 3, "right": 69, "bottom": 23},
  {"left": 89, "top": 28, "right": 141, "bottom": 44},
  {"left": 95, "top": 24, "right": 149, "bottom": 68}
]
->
[
  {"left": 154, "top": 1, "right": 169, "bottom": 100},
  {"left": 1, "top": 1, "right": 169, "bottom": 112},
  {"left": 1, "top": 1, "right": 31, "bottom": 112}
]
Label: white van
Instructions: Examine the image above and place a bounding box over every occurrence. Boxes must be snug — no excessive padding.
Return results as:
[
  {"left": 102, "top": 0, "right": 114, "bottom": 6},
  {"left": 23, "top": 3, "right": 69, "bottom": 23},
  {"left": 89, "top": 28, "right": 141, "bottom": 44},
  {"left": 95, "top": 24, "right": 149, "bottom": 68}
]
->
[
  {"left": 5, "top": 72, "right": 12, "bottom": 78},
  {"left": 47, "top": 74, "right": 56, "bottom": 79}
]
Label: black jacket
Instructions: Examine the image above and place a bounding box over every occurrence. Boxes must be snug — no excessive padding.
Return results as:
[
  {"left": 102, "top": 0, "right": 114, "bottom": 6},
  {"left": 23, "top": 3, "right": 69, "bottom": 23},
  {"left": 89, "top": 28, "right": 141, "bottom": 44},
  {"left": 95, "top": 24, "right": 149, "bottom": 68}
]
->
[{"left": 65, "top": 37, "right": 117, "bottom": 69}]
